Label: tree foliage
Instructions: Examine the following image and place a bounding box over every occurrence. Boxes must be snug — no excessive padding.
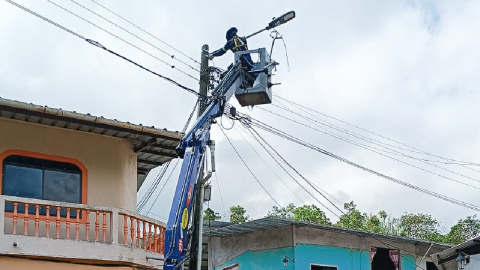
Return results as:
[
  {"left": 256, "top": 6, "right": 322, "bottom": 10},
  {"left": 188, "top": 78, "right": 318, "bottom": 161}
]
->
[
  {"left": 444, "top": 215, "right": 480, "bottom": 244},
  {"left": 229, "top": 205, "right": 249, "bottom": 224},
  {"left": 266, "top": 203, "right": 296, "bottom": 219},
  {"left": 336, "top": 201, "right": 367, "bottom": 229},
  {"left": 397, "top": 213, "right": 440, "bottom": 241},
  {"left": 260, "top": 201, "right": 480, "bottom": 245},
  {"left": 204, "top": 207, "right": 221, "bottom": 221},
  {"left": 293, "top": 204, "right": 331, "bottom": 225}
]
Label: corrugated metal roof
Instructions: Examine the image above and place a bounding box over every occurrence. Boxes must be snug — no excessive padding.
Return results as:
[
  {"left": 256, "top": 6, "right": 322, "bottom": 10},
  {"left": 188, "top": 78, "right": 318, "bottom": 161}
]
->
[
  {"left": 203, "top": 217, "right": 451, "bottom": 249},
  {"left": 431, "top": 235, "right": 480, "bottom": 267},
  {"left": 0, "top": 97, "right": 183, "bottom": 190}
]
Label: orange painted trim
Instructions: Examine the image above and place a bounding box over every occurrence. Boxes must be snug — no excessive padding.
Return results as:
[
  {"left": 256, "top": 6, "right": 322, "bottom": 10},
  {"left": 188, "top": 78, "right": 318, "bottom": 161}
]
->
[{"left": 0, "top": 149, "right": 88, "bottom": 205}]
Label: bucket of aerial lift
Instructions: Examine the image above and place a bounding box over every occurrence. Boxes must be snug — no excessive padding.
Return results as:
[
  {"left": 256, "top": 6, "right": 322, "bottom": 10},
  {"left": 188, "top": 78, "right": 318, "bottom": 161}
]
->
[{"left": 234, "top": 48, "right": 274, "bottom": 107}]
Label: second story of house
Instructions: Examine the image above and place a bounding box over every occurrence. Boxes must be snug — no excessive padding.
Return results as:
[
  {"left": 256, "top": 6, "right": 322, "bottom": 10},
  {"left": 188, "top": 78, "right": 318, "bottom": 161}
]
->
[
  {"left": 0, "top": 97, "right": 182, "bottom": 211},
  {"left": 0, "top": 97, "right": 183, "bottom": 269}
]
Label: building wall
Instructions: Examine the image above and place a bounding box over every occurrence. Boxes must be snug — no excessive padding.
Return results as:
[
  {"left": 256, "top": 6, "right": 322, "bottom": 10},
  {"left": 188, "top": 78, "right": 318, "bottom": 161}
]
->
[
  {"left": 0, "top": 118, "right": 137, "bottom": 211},
  {"left": 209, "top": 225, "right": 445, "bottom": 270},
  {"left": 0, "top": 256, "right": 135, "bottom": 270},
  {"left": 212, "top": 247, "right": 294, "bottom": 270},
  {"left": 465, "top": 254, "right": 480, "bottom": 270}
]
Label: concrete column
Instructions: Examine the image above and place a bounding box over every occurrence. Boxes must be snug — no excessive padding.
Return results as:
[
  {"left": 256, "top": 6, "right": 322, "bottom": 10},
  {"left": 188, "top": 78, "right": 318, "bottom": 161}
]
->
[
  {"left": 111, "top": 209, "right": 119, "bottom": 244},
  {"left": 0, "top": 197, "right": 5, "bottom": 235}
]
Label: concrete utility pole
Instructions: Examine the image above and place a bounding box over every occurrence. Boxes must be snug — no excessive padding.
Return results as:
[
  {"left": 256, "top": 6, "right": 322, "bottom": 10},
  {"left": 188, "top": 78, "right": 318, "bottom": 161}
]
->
[{"left": 193, "top": 44, "right": 209, "bottom": 270}]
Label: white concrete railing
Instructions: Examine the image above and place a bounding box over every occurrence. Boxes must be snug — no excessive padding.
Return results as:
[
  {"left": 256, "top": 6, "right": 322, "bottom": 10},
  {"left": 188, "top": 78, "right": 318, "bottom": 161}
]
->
[{"left": 0, "top": 195, "right": 166, "bottom": 254}]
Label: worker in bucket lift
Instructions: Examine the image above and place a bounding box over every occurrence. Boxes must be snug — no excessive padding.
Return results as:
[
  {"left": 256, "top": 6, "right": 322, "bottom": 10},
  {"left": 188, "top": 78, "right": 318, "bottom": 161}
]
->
[{"left": 207, "top": 27, "right": 255, "bottom": 87}]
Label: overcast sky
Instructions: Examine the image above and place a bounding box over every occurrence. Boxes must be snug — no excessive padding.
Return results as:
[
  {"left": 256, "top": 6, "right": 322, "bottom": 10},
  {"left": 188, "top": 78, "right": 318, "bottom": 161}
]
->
[{"left": 1, "top": 0, "right": 480, "bottom": 231}]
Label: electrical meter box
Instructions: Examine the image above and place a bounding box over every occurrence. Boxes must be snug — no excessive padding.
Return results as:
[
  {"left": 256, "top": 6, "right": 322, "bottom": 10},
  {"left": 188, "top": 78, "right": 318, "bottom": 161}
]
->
[{"left": 234, "top": 48, "right": 275, "bottom": 107}]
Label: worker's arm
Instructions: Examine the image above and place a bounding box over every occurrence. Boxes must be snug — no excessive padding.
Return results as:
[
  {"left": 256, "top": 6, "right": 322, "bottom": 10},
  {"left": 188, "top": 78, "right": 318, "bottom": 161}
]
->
[{"left": 208, "top": 40, "right": 234, "bottom": 59}]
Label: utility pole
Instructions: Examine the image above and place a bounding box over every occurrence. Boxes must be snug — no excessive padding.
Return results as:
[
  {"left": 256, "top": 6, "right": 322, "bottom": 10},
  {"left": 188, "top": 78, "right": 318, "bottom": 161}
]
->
[{"left": 191, "top": 44, "right": 209, "bottom": 270}]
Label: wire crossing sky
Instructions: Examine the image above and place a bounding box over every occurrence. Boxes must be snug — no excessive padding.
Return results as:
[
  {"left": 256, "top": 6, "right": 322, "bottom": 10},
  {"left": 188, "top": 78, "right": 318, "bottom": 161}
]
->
[{"left": 2, "top": 0, "right": 480, "bottom": 228}]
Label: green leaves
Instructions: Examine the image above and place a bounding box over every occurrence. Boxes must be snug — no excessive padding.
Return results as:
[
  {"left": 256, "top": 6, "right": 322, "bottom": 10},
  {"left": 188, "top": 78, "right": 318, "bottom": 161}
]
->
[
  {"left": 266, "top": 203, "right": 296, "bottom": 219},
  {"left": 293, "top": 204, "right": 331, "bottom": 225},
  {"left": 229, "top": 205, "right": 249, "bottom": 224},
  {"left": 204, "top": 207, "right": 221, "bottom": 221}
]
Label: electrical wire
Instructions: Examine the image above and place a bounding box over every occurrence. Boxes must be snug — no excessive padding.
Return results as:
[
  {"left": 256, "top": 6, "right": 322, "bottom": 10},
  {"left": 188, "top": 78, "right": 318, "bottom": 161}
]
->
[
  {"left": 90, "top": 0, "right": 200, "bottom": 65},
  {"left": 231, "top": 112, "right": 345, "bottom": 216},
  {"left": 258, "top": 106, "right": 480, "bottom": 189},
  {"left": 146, "top": 159, "right": 181, "bottom": 215},
  {"left": 46, "top": 0, "right": 199, "bottom": 81},
  {"left": 213, "top": 172, "right": 229, "bottom": 220},
  {"left": 137, "top": 160, "right": 171, "bottom": 212},
  {"left": 70, "top": 0, "right": 200, "bottom": 73},
  {"left": 246, "top": 126, "right": 344, "bottom": 218},
  {"left": 234, "top": 125, "right": 305, "bottom": 204},
  {"left": 272, "top": 100, "right": 480, "bottom": 181},
  {"left": 218, "top": 125, "right": 281, "bottom": 207},
  {"left": 233, "top": 112, "right": 480, "bottom": 212},
  {"left": 274, "top": 94, "right": 480, "bottom": 167},
  {"left": 5, "top": 0, "right": 201, "bottom": 97},
  {"left": 273, "top": 100, "right": 473, "bottom": 166},
  {"left": 138, "top": 100, "right": 199, "bottom": 212}
]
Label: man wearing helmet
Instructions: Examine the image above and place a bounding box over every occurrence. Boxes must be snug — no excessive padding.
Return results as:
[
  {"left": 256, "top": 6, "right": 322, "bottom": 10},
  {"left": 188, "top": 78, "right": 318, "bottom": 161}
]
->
[{"left": 207, "top": 27, "right": 254, "bottom": 71}]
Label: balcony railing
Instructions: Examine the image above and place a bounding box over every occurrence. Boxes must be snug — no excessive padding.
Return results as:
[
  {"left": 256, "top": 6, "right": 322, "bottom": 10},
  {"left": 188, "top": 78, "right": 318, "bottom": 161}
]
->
[{"left": 0, "top": 195, "right": 166, "bottom": 267}]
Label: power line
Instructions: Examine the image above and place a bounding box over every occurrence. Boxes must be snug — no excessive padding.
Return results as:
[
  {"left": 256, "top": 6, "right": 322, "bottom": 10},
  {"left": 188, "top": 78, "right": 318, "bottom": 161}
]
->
[
  {"left": 246, "top": 126, "right": 345, "bottom": 218},
  {"left": 90, "top": 0, "right": 200, "bottom": 66},
  {"left": 146, "top": 159, "right": 181, "bottom": 215},
  {"left": 235, "top": 112, "right": 480, "bottom": 212},
  {"left": 139, "top": 100, "right": 199, "bottom": 212},
  {"left": 234, "top": 125, "right": 305, "bottom": 204},
  {"left": 273, "top": 100, "right": 476, "bottom": 167},
  {"left": 5, "top": 0, "right": 200, "bottom": 96},
  {"left": 70, "top": 0, "right": 200, "bottom": 73},
  {"left": 213, "top": 172, "right": 228, "bottom": 220},
  {"left": 137, "top": 160, "right": 171, "bottom": 212},
  {"left": 274, "top": 94, "right": 480, "bottom": 167},
  {"left": 218, "top": 125, "right": 281, "bottom": 207},
  {"left": 272, "top": 100, "right": 480, "bottom": 181},
  {"left": 47, "top": 0, "right": 199, "bottom": 81},
  {"left": 223, "top": 106, "right": 344, "bottom": 217},
  {"left": 258, "top": 106, "right": 480, "bottom": 189}
]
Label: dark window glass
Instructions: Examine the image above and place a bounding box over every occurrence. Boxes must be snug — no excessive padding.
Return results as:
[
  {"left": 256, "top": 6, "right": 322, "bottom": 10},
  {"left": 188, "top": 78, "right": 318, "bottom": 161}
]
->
[
  {"left": 426, "top": 262, "right": 438, "bottom": 270},
  {"left": 2, "top": 155, "right": 82, "bottom": 217}
]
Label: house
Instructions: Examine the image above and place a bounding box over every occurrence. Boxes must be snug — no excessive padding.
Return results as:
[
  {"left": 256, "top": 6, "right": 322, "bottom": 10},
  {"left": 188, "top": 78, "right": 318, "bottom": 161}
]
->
[
  {"left": 431, "top": 236, "right": 480, "bottom": 270},
  {"left": 205, "top": 217, "right": 450, "bottom": 270},
  {"left": 0, "top": 97, "right": 182, "bottom": 269}
]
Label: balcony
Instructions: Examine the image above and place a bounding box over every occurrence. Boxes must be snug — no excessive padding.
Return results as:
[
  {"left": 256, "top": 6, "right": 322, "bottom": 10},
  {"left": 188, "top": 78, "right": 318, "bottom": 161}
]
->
[{"left": 0, "top": 195, "right": 166, "bottom": 269}]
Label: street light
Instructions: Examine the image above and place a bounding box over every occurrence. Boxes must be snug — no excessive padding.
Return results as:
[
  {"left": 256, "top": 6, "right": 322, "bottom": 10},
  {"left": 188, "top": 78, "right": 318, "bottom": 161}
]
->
[
  {"left": 282, "top": 255, "right": 294, "bottom": 267},
  {"left": 456, "top": 251, "right": 468, "bottom": 270}
]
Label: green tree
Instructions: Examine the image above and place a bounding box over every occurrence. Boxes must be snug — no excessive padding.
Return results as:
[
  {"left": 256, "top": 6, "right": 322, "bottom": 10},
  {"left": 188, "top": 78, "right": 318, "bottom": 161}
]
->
[
  {"left": 266, "top": 203, "right": 296, "bottom": 219},
  {"left": 293, "top": 204, "right": 331, "bottom": 225},
  {"left": 445, "top": 215, "right": 480, "bottom": 245},
  {"left": 398, "top": 213, "right": 441, "bottom": 241},
  {"left": 229, "top": 205, "right": 249, "bottom": 224},
  {"left": 204, "top": 207, "right": 221, "bottom": 221},
  {"left": 336, "top": 201, "right": 367, "bottom": 230}
]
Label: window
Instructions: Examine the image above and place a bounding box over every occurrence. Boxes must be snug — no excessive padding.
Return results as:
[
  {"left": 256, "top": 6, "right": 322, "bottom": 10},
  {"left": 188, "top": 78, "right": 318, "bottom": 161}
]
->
[
  {"left": 2, "top": 154, "right": 83, "bottom": 217},
  {"left": 311, "top": 265, "right": 337, "bottom": 270},
  {"left": 426, "top": 261, "right": 438, "bottom": 270},
  {"left": 371, "top": 247, "right": 399, "bottom": 270}
]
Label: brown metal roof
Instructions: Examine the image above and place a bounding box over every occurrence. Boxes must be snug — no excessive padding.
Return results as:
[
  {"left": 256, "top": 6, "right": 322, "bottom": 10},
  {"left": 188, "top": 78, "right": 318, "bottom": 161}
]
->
[{"left": 0, "top": 97, "right": 183, "bottom": 190}]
